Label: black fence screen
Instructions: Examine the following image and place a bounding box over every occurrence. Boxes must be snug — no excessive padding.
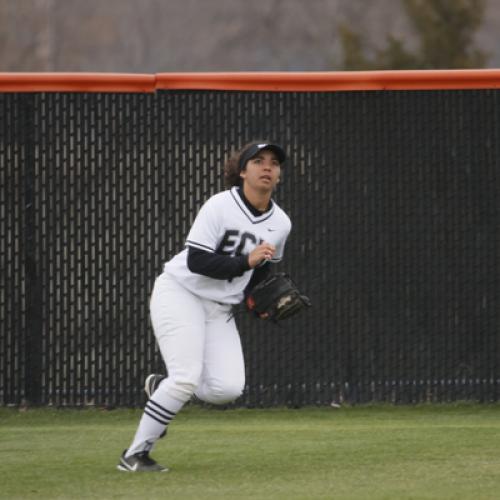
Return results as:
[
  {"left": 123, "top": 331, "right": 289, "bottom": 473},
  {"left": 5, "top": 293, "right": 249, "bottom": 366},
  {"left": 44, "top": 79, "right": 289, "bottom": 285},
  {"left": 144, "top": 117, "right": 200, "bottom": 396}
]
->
[{"left": 1, "top": 89, "right": 500, "bottom": 407}]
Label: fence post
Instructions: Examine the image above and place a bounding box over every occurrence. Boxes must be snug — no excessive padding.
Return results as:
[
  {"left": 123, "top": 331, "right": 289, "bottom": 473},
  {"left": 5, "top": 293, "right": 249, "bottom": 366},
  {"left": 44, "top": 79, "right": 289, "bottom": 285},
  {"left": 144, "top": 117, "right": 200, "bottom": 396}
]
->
[{"left": 21, "top": 94, "right": 42, "bottom": 406}]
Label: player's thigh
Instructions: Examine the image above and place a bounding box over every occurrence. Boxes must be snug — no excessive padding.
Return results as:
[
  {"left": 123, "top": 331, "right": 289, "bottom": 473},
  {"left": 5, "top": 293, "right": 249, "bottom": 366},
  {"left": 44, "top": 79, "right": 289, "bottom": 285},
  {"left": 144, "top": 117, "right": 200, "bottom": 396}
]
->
[
  {"left": 150, "top": 273, "right": 206, "bottom": 380},
  {"left": 202, "top": 308, "right": 245, "bottom": 388}
]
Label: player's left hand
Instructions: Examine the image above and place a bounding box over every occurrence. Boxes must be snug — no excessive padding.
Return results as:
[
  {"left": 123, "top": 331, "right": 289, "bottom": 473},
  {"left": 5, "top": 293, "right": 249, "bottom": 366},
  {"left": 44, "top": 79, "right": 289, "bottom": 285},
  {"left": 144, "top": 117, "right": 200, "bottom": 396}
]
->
[
  {"left": 246, "top": 273, "right": 311, "bottom": 322},
  {"left": 245, "top": 295, "right": 269, "bottom": 319}
]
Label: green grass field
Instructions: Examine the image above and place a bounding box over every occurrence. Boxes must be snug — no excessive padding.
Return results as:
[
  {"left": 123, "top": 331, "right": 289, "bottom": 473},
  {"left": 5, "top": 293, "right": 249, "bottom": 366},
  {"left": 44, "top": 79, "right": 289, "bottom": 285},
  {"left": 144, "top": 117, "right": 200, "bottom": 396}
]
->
[{"left": 1, "top": 403, "right": 499, "bottom": 499}]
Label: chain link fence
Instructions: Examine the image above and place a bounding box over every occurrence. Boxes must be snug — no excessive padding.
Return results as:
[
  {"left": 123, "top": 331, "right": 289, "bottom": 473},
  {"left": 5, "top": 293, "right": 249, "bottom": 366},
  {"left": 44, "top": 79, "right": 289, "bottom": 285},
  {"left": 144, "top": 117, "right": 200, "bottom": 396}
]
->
[{"left": 1, "top": 89, "right": 500, "bottom": 407}]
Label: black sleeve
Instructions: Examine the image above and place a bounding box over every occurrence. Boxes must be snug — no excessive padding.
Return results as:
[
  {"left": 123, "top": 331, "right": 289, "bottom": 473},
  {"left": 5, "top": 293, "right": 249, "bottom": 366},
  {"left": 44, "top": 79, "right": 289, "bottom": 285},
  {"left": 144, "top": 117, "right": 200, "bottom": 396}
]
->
[
  {"left": 244, "top": 261, "right": 272, "bottom": 298},
  {"left": 187, "top": 246, "right": 251, "bottom": 280}
]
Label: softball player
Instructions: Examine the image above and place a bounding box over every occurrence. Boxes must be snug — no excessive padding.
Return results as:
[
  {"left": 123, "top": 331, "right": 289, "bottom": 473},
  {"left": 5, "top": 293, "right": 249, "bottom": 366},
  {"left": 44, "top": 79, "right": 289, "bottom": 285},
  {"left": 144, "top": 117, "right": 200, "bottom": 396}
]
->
[{"left": 117, "top": 141, "right": 291, "bottom": 472}]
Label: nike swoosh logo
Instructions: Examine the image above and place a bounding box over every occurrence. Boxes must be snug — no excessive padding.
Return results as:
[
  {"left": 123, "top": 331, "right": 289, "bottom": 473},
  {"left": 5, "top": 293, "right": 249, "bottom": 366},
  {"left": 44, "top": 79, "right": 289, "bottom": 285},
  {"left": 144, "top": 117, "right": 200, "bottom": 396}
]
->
[
  {"left": 121, "top": 458, "right": 139, "bottom": 471},
  {"left": 267, "top": 228, "right": 277, "bottom": 232}
]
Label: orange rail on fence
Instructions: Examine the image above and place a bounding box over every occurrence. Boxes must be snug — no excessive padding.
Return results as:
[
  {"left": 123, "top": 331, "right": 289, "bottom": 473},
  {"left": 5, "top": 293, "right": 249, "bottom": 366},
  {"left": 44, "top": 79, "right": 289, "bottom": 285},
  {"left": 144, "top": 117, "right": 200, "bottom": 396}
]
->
[
  {"left": 2, "top": 70, "right": 500, "bottom": 92},
  {"left": 155, "top": 70, "right": 500, "bottom": 91},
  {"left": 0, "top": 73, "right": 156, "bottom": 93}
]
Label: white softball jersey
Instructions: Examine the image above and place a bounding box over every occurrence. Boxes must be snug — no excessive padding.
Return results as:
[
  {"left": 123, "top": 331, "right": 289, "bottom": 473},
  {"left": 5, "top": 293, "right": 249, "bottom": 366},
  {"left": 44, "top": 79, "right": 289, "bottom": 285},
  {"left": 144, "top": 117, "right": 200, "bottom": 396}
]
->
[{"left": 164, "top": 186, "right": 291, "bottom": 304}]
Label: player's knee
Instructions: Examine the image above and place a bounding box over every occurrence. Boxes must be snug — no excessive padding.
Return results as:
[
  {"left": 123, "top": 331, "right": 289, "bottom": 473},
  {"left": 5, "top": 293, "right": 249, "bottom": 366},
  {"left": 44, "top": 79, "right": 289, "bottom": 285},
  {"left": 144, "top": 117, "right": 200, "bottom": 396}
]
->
[
  {"left": 203, "top": 380, "right": 244, "bottom": 405},
  {"left": 158, "top": 373, "right": 201, "bottom": 403}
]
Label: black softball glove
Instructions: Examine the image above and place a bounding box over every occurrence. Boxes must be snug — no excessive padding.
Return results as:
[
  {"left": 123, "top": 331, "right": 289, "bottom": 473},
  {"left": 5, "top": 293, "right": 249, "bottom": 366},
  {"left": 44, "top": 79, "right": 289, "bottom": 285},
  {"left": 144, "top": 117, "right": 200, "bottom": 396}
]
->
[{"left": 246, "top": 272, "right": 311, "bottom": 322}]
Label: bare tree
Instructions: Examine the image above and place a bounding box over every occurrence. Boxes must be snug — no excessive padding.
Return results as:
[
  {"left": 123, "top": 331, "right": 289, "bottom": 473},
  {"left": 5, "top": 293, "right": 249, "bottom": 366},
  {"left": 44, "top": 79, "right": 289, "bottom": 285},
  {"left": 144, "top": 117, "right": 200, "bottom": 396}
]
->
[
  {"left": 0, "top": 0, "right": 496, "bottom": 72},
  {"left": 339, "top": 0, "right": 488, "bottom": 70}
]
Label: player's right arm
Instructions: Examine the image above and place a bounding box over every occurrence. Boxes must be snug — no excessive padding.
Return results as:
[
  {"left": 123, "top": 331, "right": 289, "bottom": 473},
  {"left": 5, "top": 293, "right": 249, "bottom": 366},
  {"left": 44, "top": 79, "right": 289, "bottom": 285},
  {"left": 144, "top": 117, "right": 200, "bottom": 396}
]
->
[
  {"left": 187, "top": 243, "right": 275, "bottom": 279},
  {"left": 187, "top": 247, "right": 249, "bottom": 279}
]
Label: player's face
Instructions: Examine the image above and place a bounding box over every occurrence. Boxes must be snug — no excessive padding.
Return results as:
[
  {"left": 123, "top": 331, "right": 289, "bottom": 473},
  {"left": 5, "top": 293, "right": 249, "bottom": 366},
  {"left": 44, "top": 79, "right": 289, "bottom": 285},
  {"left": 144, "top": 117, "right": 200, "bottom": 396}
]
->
[{"left": 240, "top": 150, "right": 281, "bottom": 193}]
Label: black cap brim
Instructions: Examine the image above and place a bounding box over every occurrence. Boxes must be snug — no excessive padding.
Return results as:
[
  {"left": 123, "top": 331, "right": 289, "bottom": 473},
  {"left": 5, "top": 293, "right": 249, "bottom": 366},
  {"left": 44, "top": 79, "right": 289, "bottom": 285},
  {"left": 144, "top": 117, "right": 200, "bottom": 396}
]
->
[{"left": 238, "top": 143, "right": 286, "bottom": 170}]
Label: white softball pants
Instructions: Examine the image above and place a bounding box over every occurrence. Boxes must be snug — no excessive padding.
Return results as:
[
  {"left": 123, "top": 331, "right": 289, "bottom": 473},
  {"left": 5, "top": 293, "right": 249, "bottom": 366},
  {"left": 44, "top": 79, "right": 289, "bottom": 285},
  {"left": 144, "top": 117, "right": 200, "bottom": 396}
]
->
[{"left": 149, "top": 272, "right": 245, "bottom": 405}]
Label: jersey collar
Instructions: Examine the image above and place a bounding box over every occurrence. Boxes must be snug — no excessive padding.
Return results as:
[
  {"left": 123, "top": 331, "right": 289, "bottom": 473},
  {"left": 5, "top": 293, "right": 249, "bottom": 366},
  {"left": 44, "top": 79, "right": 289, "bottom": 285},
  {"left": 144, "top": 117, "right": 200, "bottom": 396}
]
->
[{"left": 230, "top": 186, "right": 275, "bottom": 224}]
